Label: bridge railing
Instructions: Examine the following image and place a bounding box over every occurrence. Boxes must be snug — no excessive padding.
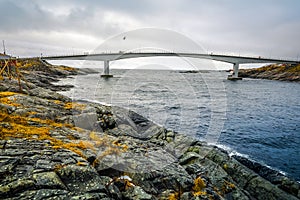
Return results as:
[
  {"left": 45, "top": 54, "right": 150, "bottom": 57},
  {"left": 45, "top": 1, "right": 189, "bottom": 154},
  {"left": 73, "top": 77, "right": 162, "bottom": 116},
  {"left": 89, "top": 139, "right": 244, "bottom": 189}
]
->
[{"left": 23, "top": 51, "right": 299, "bottom": 64}]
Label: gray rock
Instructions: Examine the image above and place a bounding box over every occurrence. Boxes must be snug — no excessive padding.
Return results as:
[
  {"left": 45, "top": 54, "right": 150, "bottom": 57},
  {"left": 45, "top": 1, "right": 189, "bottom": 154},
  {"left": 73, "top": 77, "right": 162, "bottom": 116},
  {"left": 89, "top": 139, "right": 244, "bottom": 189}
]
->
[
  {"left": 56, "top": 165, "right": 107, "bottom": 193},
  {"left": 1, "top": 61, "right": 300, "bottom": 200},
  {"left": 179, "top": 152, "right": 201, "bottom": 165},
  {"left": 0, "top": 178, "right": 35, "bottom": 197},
  {"left": 33, "top": 172, "right": 66, "bottom": 189},
  {"left": 33, "top": 189, "right": 69, "bottom": 200},
  {"left": 69, "top": 193, "right": 109, "bottom": 200},
  {"left": 180, "top": 192, "right": 193, "bottom": 200},
  {"left": 72, "top": 112, "right": 99, "bottom": 131},
  {"left": 122, "top": 186, "right": 152, "bottom": 200}
]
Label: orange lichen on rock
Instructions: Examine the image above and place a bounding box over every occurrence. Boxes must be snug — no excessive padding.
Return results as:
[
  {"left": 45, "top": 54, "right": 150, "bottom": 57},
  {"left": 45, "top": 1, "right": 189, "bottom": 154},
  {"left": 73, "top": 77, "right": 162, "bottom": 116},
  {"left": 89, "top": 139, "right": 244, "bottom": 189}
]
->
[
  {"left": 113, "top": 140, "right": 129, "bottom": 151},
  {"left": 89, "top": 132, "right": 128, "bottom": 166},
  {"left": 0, "top": 106, "right": 83, "bottom": 158},
  {"left": 0, "top": 97, "right": 21, "bottom": 107},
  {"left": 0, "top": 91, "right": 19, "bottom": 97},
  {"left": 64, "top": 102, "right": 86, "bottom": 110},
  {"left": 221, "top": 180, "right": 235, "bottom": 194},
  {"left": 0, "top": 122, "right": 51, "bottom": 140},
  {"left": 192, "top": 177, "right": 207, "bottom": 197},
  {"left": 0, "top": 110, "right": 51, "bottom": 140},
  {"left": 1, "top": 107, "right": 127, "bottom": 161},
  {"left": 76, "top": 161, "right": 87, "bottom": 166},
  {"left": 168, "top": 192, "right": 181, "bottom": 200},
  {"left": 0, "top": 92, "right": 22, "bottom": 107},
  {"left": 0, "top": 91, "right": 127, "bottom": 163},
  {"left": 52, "top": 100, "right": 63, "bottom": 105},
  {"left": 213, "top": 180, "right": 236, "bottom": 197},
  {"left": 54, "top": 142, "right": 86, "bottom": 158},
  {"left": 31, "top": 118, "right": 72, "bottom": 128}
]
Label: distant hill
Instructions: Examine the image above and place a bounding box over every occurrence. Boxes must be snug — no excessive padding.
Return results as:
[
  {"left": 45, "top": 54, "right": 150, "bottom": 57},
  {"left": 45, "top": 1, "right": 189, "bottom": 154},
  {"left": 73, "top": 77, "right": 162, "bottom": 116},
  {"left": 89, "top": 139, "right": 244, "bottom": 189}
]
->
[{"left": 239, "top": 63, "right": 300, "bottom": 81}]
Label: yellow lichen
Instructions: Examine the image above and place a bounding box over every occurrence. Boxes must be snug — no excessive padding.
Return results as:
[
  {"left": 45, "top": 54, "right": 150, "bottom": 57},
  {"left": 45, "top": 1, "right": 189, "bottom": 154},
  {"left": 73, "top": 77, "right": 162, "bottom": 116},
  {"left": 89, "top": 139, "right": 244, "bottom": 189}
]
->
[
  {"left": 53, "top": 164, "right": 66, "bottom": 171},
  {"left": 223, "top": 163, "right": 228, "bottom": 170},
  {"left": 0, "top": 91, "right": 19, "bottom": 97},
  {"left": 64, "top": 102, "right": 86, "bottom": 110},
  {"left": 192, "top": 177, "right": 206, "bottom": 197},
  {"left": 52, "top": 140, "right": 92, "bottom": 158},
  {"left": 213, "top": 180, "right": 236, "bottom": 197},
  {"left": 72, "top": 126, "right": 85, "bottom": 133},
  {"left": 0, "top": 97, "right": 21, "bottom": 107},
  {"left": 193, "top": 177, "right": 206, "bottom": 191},
  {"left": 89, "top": 131, "right": 102, "bottom": 142},
  {"left": 168, "top": 192, "right": 180, "bottom": 200},
  {"left": 66, "top": 134, "right": 77, "bottom": 140},
  {"left": 194, "top": 191, "right": 207, "bottom": 197},
  {"left": 113, "top": 140, "right": 129, "bottom": 151},
  {"left": 0, "top": 96, "right": 127, "bottom": 163},
  {"left": 89, "top": 133, "right": 128, "bottom": 166},
  {"left": 0, "top": 122, "right": 51, "bottom": 140},
  {"left": 52, "top": 100, "right": 63, "bottom": 105},
  {"left": 0, "top": 108, "right": 83, "bottom": 158},
  {"left": 221, "top": 180, "right": 235, "bottom": 194},
  {"left": 80, "top": 140, "right": 96, "bottom": 151},
  {"left": 27, "top": 111, "right": 37, "bottom": 115},
  {"left": 76, "top": 161, "right": 87, "bottom": 166}
]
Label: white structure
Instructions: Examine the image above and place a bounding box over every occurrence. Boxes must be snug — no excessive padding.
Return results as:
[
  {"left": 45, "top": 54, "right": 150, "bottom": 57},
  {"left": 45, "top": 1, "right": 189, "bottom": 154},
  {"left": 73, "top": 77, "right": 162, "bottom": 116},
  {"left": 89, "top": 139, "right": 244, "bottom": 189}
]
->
[{"left": 41, "top": 52, "right": 299, "bottom": 79}]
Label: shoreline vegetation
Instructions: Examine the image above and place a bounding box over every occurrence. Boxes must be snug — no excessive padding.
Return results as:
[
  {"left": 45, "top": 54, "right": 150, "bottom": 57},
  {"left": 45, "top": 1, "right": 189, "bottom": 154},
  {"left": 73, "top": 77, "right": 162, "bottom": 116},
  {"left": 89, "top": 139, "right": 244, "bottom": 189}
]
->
[
  {"left": 239, "top": 63, "right": 300, "bottom": 81},
  {"left": 0, "top": 58, "right": 299, "bottom": 199}
]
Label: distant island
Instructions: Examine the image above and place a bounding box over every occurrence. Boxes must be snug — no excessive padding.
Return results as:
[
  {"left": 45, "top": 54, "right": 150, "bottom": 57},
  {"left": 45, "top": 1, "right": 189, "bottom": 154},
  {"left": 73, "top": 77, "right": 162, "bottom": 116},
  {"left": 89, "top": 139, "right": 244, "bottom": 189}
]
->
[{"left": 239, "top": 63, "right": 300, "bottom": 81}]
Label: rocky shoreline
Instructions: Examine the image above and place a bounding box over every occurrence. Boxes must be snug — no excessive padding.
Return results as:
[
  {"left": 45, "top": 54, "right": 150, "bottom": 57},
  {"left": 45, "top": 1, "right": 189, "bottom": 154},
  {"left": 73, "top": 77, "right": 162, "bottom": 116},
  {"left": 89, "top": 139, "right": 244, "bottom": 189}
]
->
[
  {"left": 0, "top": 59, "right": 299, "bottom": 199},
  {"left": 239, "top": 63, "right": 300, "bottom": 81}
]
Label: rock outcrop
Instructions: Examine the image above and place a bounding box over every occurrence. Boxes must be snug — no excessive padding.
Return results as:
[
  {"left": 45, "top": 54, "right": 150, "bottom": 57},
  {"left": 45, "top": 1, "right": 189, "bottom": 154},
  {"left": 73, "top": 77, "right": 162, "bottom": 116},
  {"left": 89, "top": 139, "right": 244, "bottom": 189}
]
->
[
  {"left": 0, "top": 58, "right": 299, "bottom": 199},
  {"left": 239, "top": 63, "right": 300, "bottom": 81}
]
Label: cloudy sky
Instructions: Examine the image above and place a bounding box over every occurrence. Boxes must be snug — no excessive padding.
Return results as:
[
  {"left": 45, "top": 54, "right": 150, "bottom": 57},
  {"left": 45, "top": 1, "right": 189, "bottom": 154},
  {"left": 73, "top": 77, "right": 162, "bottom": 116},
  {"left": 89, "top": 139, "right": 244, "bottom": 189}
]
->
[{"left": 0, "top": 0, "right": 300, "bottom": 63}]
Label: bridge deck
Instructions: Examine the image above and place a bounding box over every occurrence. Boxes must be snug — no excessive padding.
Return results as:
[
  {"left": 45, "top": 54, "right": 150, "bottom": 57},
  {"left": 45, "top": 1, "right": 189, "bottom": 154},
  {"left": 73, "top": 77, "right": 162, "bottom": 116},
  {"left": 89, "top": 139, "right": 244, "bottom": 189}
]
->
[{"left": 38, "top": 52, "right": 299, "bottom": 65}]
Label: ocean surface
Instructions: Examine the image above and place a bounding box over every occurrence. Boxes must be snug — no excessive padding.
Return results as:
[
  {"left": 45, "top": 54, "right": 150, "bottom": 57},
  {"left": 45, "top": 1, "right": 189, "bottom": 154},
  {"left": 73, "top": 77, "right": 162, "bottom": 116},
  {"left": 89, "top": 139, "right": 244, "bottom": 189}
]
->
[{"left": 58, "top": 69, "right": 300, "bottom": 181}]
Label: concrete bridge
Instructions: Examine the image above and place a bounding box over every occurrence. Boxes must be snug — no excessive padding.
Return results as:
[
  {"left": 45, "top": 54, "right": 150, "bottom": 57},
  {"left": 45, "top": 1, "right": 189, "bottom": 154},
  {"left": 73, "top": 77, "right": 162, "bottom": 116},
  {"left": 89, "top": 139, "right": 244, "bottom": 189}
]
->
[{"left": 40, "top": 52, "right": 299, "bottom": 79}]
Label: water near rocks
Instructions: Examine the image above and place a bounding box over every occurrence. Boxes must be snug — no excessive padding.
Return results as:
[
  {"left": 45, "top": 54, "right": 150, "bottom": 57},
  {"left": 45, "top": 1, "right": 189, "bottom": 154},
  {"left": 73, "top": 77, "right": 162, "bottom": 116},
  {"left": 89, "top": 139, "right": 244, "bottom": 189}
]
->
[{"left": 59, "top": 69, "right": 300, "bottom": 181}]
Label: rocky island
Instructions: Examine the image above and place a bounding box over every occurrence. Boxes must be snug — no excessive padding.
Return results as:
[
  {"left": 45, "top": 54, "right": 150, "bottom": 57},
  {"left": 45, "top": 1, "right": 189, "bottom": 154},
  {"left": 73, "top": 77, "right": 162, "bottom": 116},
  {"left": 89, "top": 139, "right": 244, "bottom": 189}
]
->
[
  {"left": 239, "top": 63, "right": 300, "bottom": 81},
  {"left": 0, "top": 59, "right": 299, "bottom": 199}
]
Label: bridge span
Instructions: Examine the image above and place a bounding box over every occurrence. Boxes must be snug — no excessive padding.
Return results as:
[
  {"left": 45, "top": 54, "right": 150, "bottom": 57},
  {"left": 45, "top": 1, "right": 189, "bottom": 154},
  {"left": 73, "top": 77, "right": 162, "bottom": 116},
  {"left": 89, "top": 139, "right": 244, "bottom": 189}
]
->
[{"left": 41, "top": 52, "right": 299, "bottom": 79}]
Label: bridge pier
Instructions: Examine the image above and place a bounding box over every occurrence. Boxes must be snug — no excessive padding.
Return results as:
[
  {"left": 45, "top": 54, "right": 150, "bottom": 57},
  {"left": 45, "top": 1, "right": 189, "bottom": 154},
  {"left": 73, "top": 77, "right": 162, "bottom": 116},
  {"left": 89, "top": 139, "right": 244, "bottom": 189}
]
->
[
  {"left": 101, "top": 60, "right": 113, "bottom": 78},
  {"left": 228, "top": 63, "right": 242, "bottom": 80}
]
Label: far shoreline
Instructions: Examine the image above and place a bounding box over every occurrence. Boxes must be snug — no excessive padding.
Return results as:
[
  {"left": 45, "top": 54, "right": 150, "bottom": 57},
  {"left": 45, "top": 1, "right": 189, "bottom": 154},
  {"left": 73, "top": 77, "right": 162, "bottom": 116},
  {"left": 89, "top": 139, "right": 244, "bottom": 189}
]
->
[{"left": 239, "top": 63, "right": 300, "bottom": 82}]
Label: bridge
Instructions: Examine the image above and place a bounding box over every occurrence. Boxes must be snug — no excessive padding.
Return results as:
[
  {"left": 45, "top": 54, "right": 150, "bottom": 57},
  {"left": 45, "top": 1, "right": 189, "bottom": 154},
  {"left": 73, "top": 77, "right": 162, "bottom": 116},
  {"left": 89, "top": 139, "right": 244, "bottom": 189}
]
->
[
  {"left": 41, "top": 52, "right": 299, "bottom": 80},
  {"left": 2, "top": 52, "right": 299, "bottom": 80}
]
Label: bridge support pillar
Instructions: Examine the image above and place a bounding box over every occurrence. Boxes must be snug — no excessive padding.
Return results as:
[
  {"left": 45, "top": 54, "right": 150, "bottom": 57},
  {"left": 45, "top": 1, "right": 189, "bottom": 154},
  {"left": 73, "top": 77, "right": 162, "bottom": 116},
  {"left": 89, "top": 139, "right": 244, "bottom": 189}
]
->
[
  {"left": 101, "top": 60, "right": 113, "bottom": 78},
  {"left": 233, "top": 63, "right": 239, "bottom": 78},
  {"left": 228, "top": 63, "right": 242, "bottom": 80}
]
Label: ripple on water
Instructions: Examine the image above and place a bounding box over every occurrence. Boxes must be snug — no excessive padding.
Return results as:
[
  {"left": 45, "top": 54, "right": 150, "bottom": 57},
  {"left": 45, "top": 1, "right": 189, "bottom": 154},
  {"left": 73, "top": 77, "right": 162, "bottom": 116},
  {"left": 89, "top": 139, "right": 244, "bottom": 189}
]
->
[{"left": 58, "top": 69, "right": 300, "bottom": 181}]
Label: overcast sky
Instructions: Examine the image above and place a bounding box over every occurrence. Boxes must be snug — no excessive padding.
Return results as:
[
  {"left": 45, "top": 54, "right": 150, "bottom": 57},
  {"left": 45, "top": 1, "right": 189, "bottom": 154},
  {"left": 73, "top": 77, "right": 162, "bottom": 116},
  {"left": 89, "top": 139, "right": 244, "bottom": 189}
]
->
[{"left": 0, "top": 0, "right": 300, "bottom": 62}]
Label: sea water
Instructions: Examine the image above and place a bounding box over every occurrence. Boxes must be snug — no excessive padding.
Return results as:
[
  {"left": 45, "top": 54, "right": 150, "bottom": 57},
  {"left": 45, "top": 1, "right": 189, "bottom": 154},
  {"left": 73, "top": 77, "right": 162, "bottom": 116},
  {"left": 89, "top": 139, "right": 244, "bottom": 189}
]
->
[{"left": 58, "top": 69, "right": 300, "bottom": 181}]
